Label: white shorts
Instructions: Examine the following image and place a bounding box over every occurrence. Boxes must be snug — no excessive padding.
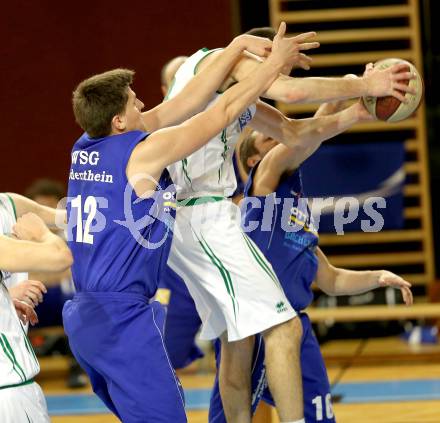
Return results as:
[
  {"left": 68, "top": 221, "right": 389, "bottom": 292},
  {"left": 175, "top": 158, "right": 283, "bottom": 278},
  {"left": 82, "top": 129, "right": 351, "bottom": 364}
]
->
[
  {"left": 0, "top": 381, "right": 50, "bottom": 423},
  {"left": 168, "top": 198, "right": 296, "bottom": 341}
]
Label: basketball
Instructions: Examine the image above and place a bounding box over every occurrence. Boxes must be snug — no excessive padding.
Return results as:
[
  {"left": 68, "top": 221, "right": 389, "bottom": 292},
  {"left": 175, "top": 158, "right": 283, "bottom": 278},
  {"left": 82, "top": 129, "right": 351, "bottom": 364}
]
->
[{"left": 362, "top": 58, "right": 424, "bottom": 122}]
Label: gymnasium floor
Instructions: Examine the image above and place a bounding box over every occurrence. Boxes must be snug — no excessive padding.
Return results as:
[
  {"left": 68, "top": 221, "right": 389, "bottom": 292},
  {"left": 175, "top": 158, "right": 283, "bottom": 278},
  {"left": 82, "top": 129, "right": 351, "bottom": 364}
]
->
[{"left": 37, "top": 337, "right": 440, "bottom": 423}]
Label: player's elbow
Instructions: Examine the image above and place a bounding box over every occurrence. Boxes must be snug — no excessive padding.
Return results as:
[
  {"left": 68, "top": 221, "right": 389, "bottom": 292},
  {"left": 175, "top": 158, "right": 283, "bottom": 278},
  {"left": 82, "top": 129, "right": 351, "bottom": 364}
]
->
[
  {"left": 283, "top": 87, "right": 308, "bottom": 104},
  {"left": 319, "top": 283, "right": 337, "bottom": 297},
  {"left": 50, "top": 248, "right": 73, "bottom": 272},
  {"left": 317, "top": 266, "right": 339, "bottom": 296}
]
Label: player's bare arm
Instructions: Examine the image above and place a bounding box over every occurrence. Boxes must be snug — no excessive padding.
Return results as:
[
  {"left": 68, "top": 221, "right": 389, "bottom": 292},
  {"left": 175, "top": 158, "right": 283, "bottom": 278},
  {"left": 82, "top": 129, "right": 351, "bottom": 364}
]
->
[
  {"left": 197, "top": 31, "right": 319, "bottom": 93},
  {"left": 0, "top": 213, "right": 72, "bottom": 273},
  {"left": 127, "top": 22, "right": 300, "bottom": 196},
  {"left": 249, "top": 100, "right": 373, "bottom": 195},
  {"left": 7, "top": 192, "right": 66, "bottom": 228},
  {"left": 227, "top": 48, "right": 416, "bottom": 104},
  {"left": 314, "top": 247, "right": 413, "bottom": 305},
  {"left": 142, "top": 34, "right": 273, "bottom": 132},
  {"left": 10, "top": 192, "right": 73, "bottom": 287}
]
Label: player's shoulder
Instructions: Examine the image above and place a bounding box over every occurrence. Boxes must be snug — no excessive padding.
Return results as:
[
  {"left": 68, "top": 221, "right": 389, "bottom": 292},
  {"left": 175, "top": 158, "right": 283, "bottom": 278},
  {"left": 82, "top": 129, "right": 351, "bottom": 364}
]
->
[{"left": 176, "top": 48, "right": 223, "bottom": 79}]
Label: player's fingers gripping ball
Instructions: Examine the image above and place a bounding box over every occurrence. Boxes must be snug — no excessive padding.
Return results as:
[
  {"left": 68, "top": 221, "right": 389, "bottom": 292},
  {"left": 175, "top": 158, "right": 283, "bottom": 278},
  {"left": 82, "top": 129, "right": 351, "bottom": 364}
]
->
[{"left": 363, "top": 58, "right": 423, "bottom": 122}]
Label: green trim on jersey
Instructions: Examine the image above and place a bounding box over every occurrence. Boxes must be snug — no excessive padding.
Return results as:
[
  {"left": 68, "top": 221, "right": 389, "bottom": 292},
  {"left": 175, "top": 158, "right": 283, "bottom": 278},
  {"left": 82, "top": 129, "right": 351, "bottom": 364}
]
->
[
  {"left": 191, "top": 227, "right": 238, "bottom": 321},
  {"left": 218, "top": 129, "right": 228, "bottom": 183},
  {"left": 0, "top": 378, "right": 34, "bottom": 391},
  {"left": 242, "top": 233, "right": 282, "bottom": 290},
  {"left": 181, "top": 158, "right": 193, "bottom": 189},
  {"left": 0, "top": 333, "right": 27, "bottom": 382},
  {"left": 177, "top": 196, "right": 224, "bottom": 207},
  {"left": 6, "top": 194, "right": 17, "bottom": 221}
]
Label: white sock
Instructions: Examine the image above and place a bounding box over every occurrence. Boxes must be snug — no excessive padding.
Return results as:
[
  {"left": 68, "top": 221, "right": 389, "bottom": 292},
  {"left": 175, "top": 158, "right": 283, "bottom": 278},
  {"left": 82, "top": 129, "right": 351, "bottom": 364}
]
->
[{"left": 282, "top": 420, "right": 305, "bottom": 423}]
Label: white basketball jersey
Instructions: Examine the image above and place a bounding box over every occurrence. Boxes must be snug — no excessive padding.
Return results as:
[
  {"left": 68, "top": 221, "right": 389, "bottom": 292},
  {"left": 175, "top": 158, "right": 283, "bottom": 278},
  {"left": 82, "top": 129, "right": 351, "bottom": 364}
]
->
[
  {"left": 0, "top": 194, "right": 39, "bottom": 386},
  {"left": 166, "top": 48, "right": 256, "bottom": 199},
  {"left": 0, "top": 194, "right": 27, "bottom": 289}
]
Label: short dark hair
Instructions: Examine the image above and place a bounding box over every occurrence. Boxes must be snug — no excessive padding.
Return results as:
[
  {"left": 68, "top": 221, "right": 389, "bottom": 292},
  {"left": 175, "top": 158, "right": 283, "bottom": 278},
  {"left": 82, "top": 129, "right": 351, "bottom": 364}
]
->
[
  {"left": 245, "top": 27, "right": 276, "bottom": 41},
  {"left": 72, "top": 68, "right": 134, "bottom": 138},
  {"left": 239, "top": 131, "right": 259, "bottom": 175},
  {"left": 25, "top": 179, "right": 65, "bottom": 200}
]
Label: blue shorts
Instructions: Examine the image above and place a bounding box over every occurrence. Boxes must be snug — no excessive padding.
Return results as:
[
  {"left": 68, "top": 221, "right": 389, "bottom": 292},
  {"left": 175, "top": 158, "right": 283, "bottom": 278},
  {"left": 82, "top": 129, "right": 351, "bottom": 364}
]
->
[
  {"left": 158, "top": 266, "right": 203, "bottom": 369},
  {"left": 209, "top": 313, "right": 335, "bottom": 423},
  {"left": 62, "top": 292, "right": 187, "bottom": 423}
]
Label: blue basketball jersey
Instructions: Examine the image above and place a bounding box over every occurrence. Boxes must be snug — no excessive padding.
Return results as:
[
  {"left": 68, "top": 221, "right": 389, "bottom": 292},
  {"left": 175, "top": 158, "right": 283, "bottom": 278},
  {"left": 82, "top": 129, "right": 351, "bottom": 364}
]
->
[
  {"left": 67, "top": 130, "right": 175, "bottom": 297},
  {"left": 242, "top": 164, "right": 319, "bottom": 310}
]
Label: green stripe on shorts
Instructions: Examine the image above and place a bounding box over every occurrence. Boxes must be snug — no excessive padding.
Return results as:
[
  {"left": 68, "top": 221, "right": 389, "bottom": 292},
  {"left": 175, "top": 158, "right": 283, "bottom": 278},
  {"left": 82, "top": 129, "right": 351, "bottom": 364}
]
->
[
  {"left": 191, "top": 227, "right": 238, "bottom": 321},
  {"left": 242, "top": 233, "right": 282, "bottom": 290}
]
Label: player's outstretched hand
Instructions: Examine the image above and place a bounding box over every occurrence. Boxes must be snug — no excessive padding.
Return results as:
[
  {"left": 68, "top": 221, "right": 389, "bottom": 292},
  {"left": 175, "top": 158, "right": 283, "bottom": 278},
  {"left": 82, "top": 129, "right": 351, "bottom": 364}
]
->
[
  {"left": 233, "top": 34, "right": 273, "bottom": 58},
  {"left": 13, "top": 298, "right": 39, "bottom": 326},
  {"left": 9, "top": 280, "right": 47, "bottom": 307},
  {"left": 378, "top": 270, "right": 413, "bottom": 306},
  {"left": 13, "top": 212, "right": 50, "bottom": 242},
  {"left": 271, "top": 22, "right": 319, "bottom": 71},
  {"left": 364, "top": 62, "right": 417, "bottom": 103},
  {"left": 287, "top": 32, "right": 320, "bottom": 71}
]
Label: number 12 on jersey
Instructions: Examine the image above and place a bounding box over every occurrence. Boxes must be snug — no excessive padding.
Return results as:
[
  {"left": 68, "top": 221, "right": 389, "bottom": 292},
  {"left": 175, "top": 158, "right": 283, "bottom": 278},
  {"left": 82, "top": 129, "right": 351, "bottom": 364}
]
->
[{"left": 70, "top": 195, "right": 98, "bottom": 244}]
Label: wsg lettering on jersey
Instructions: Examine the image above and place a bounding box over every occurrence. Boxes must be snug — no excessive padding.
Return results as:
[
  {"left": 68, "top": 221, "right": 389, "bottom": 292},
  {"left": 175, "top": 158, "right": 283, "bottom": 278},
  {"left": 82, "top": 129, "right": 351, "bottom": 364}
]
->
[{"left": 71, "top": 150, "right": 100, "bottom": 166}]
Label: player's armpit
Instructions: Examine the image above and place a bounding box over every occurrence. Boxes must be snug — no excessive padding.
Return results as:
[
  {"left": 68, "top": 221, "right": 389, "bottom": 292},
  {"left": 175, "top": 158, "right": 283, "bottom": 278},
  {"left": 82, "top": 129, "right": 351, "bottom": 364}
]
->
[
  {"left": 228, "top": 53, "right": 305, "bottom": 103},
  {"left": 250, "top": 101, "right": 303, "bottom": 149},
  {"left": 228, "top": 51, "right": 263, "bottom": 82}
]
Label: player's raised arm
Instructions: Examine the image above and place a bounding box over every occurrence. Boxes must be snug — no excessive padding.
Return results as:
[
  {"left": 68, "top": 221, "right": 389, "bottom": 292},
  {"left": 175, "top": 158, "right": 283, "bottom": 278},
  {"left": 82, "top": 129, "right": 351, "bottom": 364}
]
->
[
  {"left": 141, "top": 34, "right": 273, "bottom": 132},
  {"left": 247, "top": 99, "right": 373, "bottom": 193},
  {"left": 314, "top": 248, "right": 413, "bottom": 305},
  {"left": 0, "top": 213, "right": 72, "bottom": 273},
  {"left": 128, "top": 23, "right": 301, "bottom": 191},
  {"left": 229, "top": 48, "right": 416, "bottom": 103}
]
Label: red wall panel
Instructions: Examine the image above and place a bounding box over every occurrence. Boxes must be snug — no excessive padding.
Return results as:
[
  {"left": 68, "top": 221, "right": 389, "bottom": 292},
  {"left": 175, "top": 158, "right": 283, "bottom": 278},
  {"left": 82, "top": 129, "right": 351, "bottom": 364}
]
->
[{"left": 0, "top": 0, "right": 232, "bottom": 192}]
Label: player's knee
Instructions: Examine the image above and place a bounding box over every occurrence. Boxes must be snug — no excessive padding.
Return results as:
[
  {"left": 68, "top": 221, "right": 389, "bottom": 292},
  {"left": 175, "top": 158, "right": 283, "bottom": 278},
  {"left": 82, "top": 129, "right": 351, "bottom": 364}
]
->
[
  {"left": 222, "top": 336, "right": 254, "bottom": 360},
  {"left": 263, "top": 317, "right": 303, "bottom": 350},
  {"left": 220, "top": 337, "right": 254, "bottom": 378},
  {"left": 289, "top": 315, "right": 303, "bottom": 342},
  {"left": 220, "top": 366, "right": 250, "bottom": 392},
  {"left": 220, "top": 347, "right": 252, "bottom": 391}
]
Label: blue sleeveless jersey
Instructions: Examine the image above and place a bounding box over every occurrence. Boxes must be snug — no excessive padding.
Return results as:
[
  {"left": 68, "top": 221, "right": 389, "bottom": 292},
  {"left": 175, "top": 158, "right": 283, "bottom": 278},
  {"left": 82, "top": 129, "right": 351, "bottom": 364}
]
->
[
  {"left": 67, "top": 130, "right": 176, "bottom": 297},
  {"left": 242, "top": 164, "right": 319, "bottom": 310}
]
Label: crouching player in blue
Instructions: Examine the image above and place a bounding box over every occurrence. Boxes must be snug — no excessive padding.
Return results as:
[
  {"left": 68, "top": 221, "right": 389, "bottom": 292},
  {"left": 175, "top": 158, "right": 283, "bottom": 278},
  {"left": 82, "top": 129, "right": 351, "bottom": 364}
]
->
[
  {"left": 62, "top": 27, "right": 307, "bottom": 423},
  {"left": 209, "top": 98, "right": 414, "bottom": 422}
]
